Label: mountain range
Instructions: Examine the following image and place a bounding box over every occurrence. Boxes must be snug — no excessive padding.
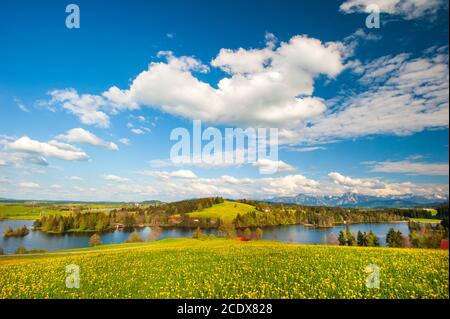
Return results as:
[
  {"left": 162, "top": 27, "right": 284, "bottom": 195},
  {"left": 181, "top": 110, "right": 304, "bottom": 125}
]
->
[{"left": 266, "top": 192, "right": 449, "bottom": 208}]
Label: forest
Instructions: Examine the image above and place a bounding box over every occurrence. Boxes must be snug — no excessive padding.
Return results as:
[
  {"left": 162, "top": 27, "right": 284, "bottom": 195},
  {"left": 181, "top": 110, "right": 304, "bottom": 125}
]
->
[{"left": 30, "top": 197, "right": 449, "bottom": 234}]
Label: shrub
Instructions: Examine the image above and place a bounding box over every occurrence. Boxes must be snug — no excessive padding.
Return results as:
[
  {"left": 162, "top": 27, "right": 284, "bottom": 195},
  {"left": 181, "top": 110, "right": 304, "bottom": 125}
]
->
[
  {"left": 89, "top": 233, "right": 102, "bottom": 246},
  {"left": 125, "top": 232, "right": 143, "bottom": 243},
  {"left": 255, "top": 228, "right": 263, "bottom": 240},
  {"left": 193, "top": 227, "right": 202, "bottom": 239},
  {"left": 243, "top": 228, "right": 252, "bottom": 240},
  {"left": 15, "top": 246, "right": 27, "bottom": 254}
]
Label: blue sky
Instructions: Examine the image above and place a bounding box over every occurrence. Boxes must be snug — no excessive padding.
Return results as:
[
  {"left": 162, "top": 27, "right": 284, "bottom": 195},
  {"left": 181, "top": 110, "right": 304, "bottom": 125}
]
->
[{"left": 0, "top": 0, "right": 448, "bottom": 201}]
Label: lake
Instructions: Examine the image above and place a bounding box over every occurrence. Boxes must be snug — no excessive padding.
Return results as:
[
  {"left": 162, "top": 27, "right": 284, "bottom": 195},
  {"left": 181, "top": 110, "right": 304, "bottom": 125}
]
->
[{"left": 0, "top": 220, "right": 410, "bottom": 254}]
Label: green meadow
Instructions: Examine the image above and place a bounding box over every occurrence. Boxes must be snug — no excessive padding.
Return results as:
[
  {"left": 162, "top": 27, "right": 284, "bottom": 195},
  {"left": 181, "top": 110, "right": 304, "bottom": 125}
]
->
[
  {"left": 0, "top": 238, "right": 448, "bottom": 299},
  {"left": 187, "top": 200, "right": 256, "bottom": 223},
  {"left": 0, "top": 202, "right": 123, "bottom": 220}
]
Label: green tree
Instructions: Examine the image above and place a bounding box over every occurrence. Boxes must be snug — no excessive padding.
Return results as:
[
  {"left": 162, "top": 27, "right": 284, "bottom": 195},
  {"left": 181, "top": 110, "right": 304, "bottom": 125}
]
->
[
  {"left": 15, "top": 246, "right": 27, "bottom": 254},
  {"left": 338, "top": 231, "right": 346, "bottom": 246},
  {"left": 366, "top": 231, "right": 380, "bottom": 247},
  {"left": 255, "top": 228, "right": 263, "bottom": 240},
  {"left": 193, "top": 227, "right": 203, "bottom": 239},
  {"left": 57, "top": 219, "right": 65, "bottom": 233},
  {"left": 357, "top": 231, "right": 365, "bottom": 246},
  {"left": 386, "top": 228, "right": 404, "bottom": 248},
  {"left": 88, "top": 233, "right": 102, "bottom": 246},
  {"left": 218, "top": 223, "right": 236, "bottom": 239},
  {"left": 346, "top": 230, "right": 357, "bottom": 246}
]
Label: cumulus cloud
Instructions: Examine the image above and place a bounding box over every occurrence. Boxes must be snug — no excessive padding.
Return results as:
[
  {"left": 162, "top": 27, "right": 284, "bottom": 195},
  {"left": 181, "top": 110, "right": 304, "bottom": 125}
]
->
[
  {"left": 103, "top": 174, "right": 129, "bottom": 182},
  {"left": 329, "top": 172, "right": 385, "bottom": 188},
  {"left": 17, "top": 182, "right": 40, "bottom": 188},
  {"left": 7, "top": 136, "right": 89, "bottom": 161},
  {"left": 141, "top": 169, "right": 198, "bottom": 179},
  {"left": 39, "top": 38, "right": 448, "bottom": 148},
  {"left": 366, "top": 160, "right": 449, "bottom": 176},
  {"left": 56, "top": 128, "right": 118, "bottom": 151},
  {"left": 118, "top": 138, "right": 130, "bottom": 145},
  {"left": 67, "top": 176, "right": 83, "bottom": 181},
  {"left": 131, "top": 128, "right": 145, "bottom": 135},
  {"left": 327, "top": 171, "right": 447, "bottom": 197},
  {"left": 252, "top": 159, "right": 297, "bottom": 174},
  {"left": 287, "top": 48, "right": 449, "bottom": 144},
  {"left": 0, "top": 151, "right": 49, "bottom": 167},
  {"left": 44, "top": 34, "right": 345, "bottom": 130},
  {"left": 339, "top": 0, "right": 446, "bottom": 20},
  {"left": 5, "top": 169, "right": 447, "bottom": 201},
  {"left": 46, "top": 89, "right": 110, "bottom": 128}
]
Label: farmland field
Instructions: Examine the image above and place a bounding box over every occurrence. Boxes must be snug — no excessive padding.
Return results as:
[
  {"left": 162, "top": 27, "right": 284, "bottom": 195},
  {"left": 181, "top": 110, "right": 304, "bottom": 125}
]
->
[
  {"left": 0, "top": 238, "right": 447, "bottom": 299},
  {"left": 0, "top": 202, "right": 124, "bottom": 220},
  {"left": 187, "top": 200, "right": 256, "bottom": 224},
  {"left": 410, "top": 218, "right": 442, "bottom": 223}
]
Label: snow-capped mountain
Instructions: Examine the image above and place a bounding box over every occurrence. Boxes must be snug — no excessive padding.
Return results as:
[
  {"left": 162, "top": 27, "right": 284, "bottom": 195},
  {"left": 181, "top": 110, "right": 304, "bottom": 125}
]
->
[{"left": 267, "top": 192, "right": 448, "bottom": 208}]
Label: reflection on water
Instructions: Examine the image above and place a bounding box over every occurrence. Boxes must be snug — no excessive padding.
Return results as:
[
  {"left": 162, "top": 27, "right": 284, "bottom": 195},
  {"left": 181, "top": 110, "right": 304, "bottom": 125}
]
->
[
  {"left": 0, "top": 220, "right": 410, "bottom": 254},
  {"left": 261, "top": 222, "right": 410, "bottom": 246}
]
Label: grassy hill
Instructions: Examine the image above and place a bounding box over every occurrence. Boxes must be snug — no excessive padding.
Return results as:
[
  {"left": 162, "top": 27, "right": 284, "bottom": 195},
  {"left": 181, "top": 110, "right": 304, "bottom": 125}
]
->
[
  {"left": 0, "top": 202, "right": 123, "bottom": 220},
  {"left": 187, "top": 200, "right": 256, "bottom": 224},
  {"left": 0, "top": 238, "right": 447, "bottom": 299}
]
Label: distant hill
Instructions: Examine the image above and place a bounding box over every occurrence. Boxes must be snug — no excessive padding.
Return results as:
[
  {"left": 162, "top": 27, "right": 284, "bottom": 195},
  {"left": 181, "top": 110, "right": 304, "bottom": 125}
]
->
[
  {"left": 0, "top": 198, "right": 164, "bottom": 205},
  {"left": 187, "top": 200, "right": 256, "bottom": 224},
  {"left": 267, "top": 192, "right": 449, "bottom": 208}
]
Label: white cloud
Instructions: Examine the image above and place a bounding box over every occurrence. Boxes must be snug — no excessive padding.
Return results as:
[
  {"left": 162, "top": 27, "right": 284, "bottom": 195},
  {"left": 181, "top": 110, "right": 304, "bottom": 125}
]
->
[
  {"left": 4, "top": 169, "right": 447, "bottom": 201},
  {"left": 329, "top": 172, "right": 385, "bottom": 188},
  {"left": 46, "top": 89, "right": 110, "bottom": 128},
  {"left": 284, "top": 146, "right": 326, "bottom": 152},
  {"left": 118, "top": 138, "right": 130, "bottom": 145},
  {"left": 13, "top": 97, "right": 30, "bottom": 112},
  {"left": 339, "top": 0, "right": 446, "bottom": 20},
  {"left": 366, "top": 160, "right": 449, "bottom": 176},
  {"left": 47, "top": 34, "right": 345, "bottom": 130},
  {"left": 327, "top": 171, "right": 447, "bottom": 197},
  {"left": 103, "top": 174, "right": 129, "bottom": 182},
  {"left": 252, "top": 159, "right": 297, "bottom": 174},
  {"left": 67, "top": 176, "right": 83, "bottom": 181},
  {"left": 0, "top": 151, "right": 49, "bottom": 167},
  {"left": 38, "top": 39, "right": 448, "bottom": 148},
  {"left": 7, "top": 136, "right": 89, "bottom": 161},
  {"left": 17, "top": 182, "right": 40, "bottom": 188},
  {"left": 56, "top": 128, "right": 118, "bottom": 151},
  {"left": 287, "top": 48, "right": 449, "bottom": 144},
  {"left": 141, "top": 169, "right": 198, "bottom": 179},
  {"left": 131, "top": 128, "right": 145, "bottom": 135}
]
